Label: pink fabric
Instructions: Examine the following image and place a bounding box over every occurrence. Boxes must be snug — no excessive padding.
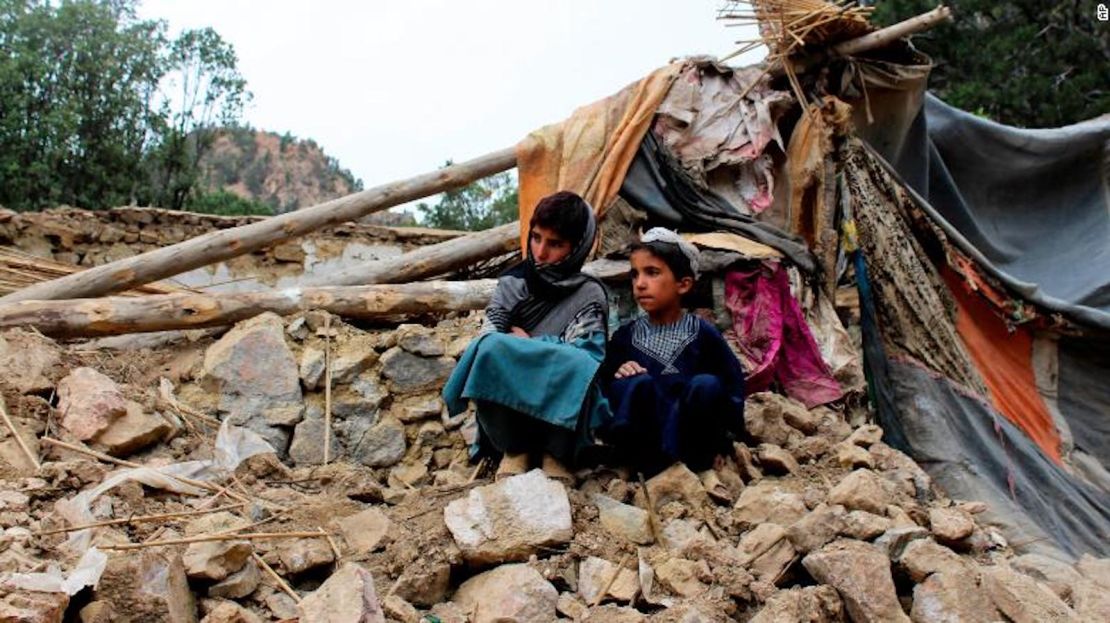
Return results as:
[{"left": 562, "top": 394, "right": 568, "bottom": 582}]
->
[{"left": 724, "top": 262, "right": 843, "bottom": 408}]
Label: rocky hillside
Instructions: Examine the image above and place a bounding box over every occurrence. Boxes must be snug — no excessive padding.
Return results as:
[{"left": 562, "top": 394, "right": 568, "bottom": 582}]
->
[{"left": 198, "top": 127, "right": 363, "bottom": 214}]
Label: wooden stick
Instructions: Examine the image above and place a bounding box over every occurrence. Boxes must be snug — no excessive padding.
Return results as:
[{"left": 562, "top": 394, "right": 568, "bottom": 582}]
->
[
  {"left": 254, "top": 552, "right": 302, "bottom": 604},
  {"left": 36, "top": 502, "right": 248, "bottom": 536},
  {"left": 638, "top": 472, "right": 664, "bottom": 546},
  {"left": 591, "top": 553, "right": 632, "bottom": 607},
  {"left": 0, "top": 280, "right": 499, "bottom": 339},
  {"left": 319, "top": 527, "right": 342, "bottom": 563},
  {"left": 323, "top": 315, "right": 333, "bottom": 465},
  {"left": 1, "top": 148, "right": 517, "bottom": 303},
  {"left": 0, "top": 396, "right": 39, "bottom": 470},
  {"left": 99, "top": 530, "right": 332, "bottom": 550},
  {"left": 467, "top": 458, "right": 486, "bottom": 484},
  {"left": 832, "top": 5, "right": 952, "bottom": 56}
]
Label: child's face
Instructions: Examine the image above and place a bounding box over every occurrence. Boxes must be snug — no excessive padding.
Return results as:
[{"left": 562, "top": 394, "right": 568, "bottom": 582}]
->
[
  {"left": 530, "top": 225, "right": 573, "bottom": 265},
  {"left": 630, "top": 249, "right": 693, "bottom": 314}
]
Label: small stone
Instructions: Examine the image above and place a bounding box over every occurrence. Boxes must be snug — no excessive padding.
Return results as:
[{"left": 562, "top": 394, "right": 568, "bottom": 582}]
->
[
  {"left": 587, "top": 604, "right": 646, "bottom": 622},
  {"left": 655, "top": 558, "right": 710, "bottom": 598},
  {"left": 330, "top": 334, "right": 379, "bottom": 384},
  {"left": 981, "top": 564, "right": 1078, "bottom": 623},
  {"left": 94, "top": 401, "right": 172, "bottom": 457},
  {"left": 756, "top": 443, "right": 799, "bottom": 474},
  {"left": 57, "top": 367, "right": 127, "bottom": 440},
  {"left": 802, "top": 539, "right": 910, "bottom": 623},
  {"left": 299, "top": 346, "right": 326, "bottom": 391},
  {"left": 785, "top": 504, "right": 847, "bottom": 554},
  {"left": 184, "top": 540, "right": 252, "bottom": 581},
  {"left": 379, "top": 347, "right": 454, "bottom": 394},
  {"left": 288, "top": 414, "right": 342, "bottom": 466},
  {"left": 298, "top": 563, "right": 385, "bottom": 623},
  {"left": 1072, "top": 577, "right": 1110, "bottom": 621},
  {"left": 781, "top": 403, "right": 818, "bottom": 434},
  {"left": 662, "top": 518, "right": 711, "bottom": 551},
  {"left": 452, "top": 563, "right": 557, "bottom": 623},
  {"left": 744, "top": 393, "right": 805, "bottom": 447},
  {"left": 846, "top": 424, "right": 883, "bottom": 447},
  {"left": 749, "top": 585, "right": 844, "bottom": 623},
  {"left": 791, "top": 436, "right": 830, "bottom": 463},
  {"left": 739, "top": 523, "right": 796, "bottom": 583},
  {"left": 392, "top": 561, "right": 450, "bottom": 607},
  {"left": 1076, "top": 554, "right": 1110, "bottom": 590},
  {"left": 733, "top": 481, "right": 807, "bottom": 527},
  {"left": 428, "top": 602, "right": 468, "bottom": 623},
  {"left": 265, "top": 593, "right": 299, "bottom": 620},
  {"left": 335, "top": 507, "right": 391, "bottom": 555},
  {"left": 827, "top": 469, "right": 891, "bottom": 515},
  {"left": 348, "top": 416, "right": 406, "bottom": 468},
  {"left": 391, "top": 394, "right": 443, "bottom": 423},
  {"left": 397, "top": 325, "right": 445, "bottom": 357},
  {"left": 840, "top": 510, "right": 891, "bottom": 540},
  {"left": 271, "top": 241, "right": 306, "bottom": 263},
  {"left": 388, "top": 463, "right": 428, "bottom": 489},
  {"left": 635, "top": 463, "right": 709, "bottom": 510},
  {"left": 592, "top": 494, "right": 653, "bottom": 545},
  {"left": 874, "top": 525, "right": 930, "bottom": 559},
  {"left": 200, "top": 601, "right": 263, "bottom": 623},
  {"left": 277, "top": 538, "right": 335, "bottom": 574},
  {"left": 557, "top": 592, "right": 589, "bottom": 620},
  {"left": 381, "top": 595, "right": 419, "bottom": 623},
  {"left": 444, "top": 469, "right": 572, "bottom": 564},
  {"left": 834, "top": 442, "right": 874, "bottom": 469},
  {"left": 578, "top": 556, "right": 639, "bottom": 604},
  {"left": 733, "top": 442, "right": 763, "bottom": 482},
  {"left": 928, "top": 507, "right": 975, "bottom": 542},
  {"left": 898, "top": 538, "right": 966, "bottom": 583},
  {"left": 208, "top": 560, "right": 260, "bottom": 599}
]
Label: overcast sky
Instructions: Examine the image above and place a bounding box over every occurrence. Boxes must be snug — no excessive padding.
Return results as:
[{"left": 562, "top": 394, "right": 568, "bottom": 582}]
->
[{"left": 138, "top": 1, "right": 764, "bottom": 195}]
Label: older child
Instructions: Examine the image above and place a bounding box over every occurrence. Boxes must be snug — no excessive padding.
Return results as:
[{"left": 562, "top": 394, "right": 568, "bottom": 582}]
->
[
  {"left": 601, "top": 228, "right": 746, "bottom": 476},
  {"left": 443, "top": 191, "right": 609, "bottom": 482}
]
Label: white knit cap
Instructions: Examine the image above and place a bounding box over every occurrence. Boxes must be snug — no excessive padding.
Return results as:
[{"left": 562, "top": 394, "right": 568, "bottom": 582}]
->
[{"left": 640, "top": 227, "right": 700, "bottom": 279}]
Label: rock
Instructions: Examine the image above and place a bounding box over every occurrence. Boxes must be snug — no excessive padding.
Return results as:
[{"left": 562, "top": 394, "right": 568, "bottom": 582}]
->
[
  {"left": 271, "top": 241, "right": 306, "bottom": 264},
  {"left": 781, "top": 403, "right": 818, "bottom": 434},
  {"left": 94, "top": 401, "right": 171, "bottom": 457},
  {"left": 444, "top": 469, "right": 573, "bottom": 564},
  {"left": 791, "top": 436, "right": 831, "bottom": 463},
  {"left": 335, "top": 507, "right": 391, "bottom": 555},
  {"left": 834, "top": 442, "right": 874, "bottom": 469},
  {"left": 1076, "top": 554, "right": 1110, "bottom": 590},
  {"left": 928, "top": 507, "right": 975, "bottom": 542},
  {"left": 802, "top": 539, "right": 910, "bottom": 623},
  {"left": 298, "top": 563, "right": 385, "bottom": 623},
  {"left": 578, "top": 556, "right": 639, "bottom": 604},
  {"left": 379, "top": 347, "right": 454, "bottom": 394},
  {"left": 348, "top": 416, "right": 406, "bottom": 467},
  {"left": 655, "top": 558, "right": 710, "bottom": 598},
  {"left": 388, "top": 463, "right": 428, "bottom": 488},
  {"left": 264, "top": 593, "right": 298, "bottom": 620},
  {"left": 846, "top": 424, "right": 883, "bottom": 447},
  {"left": 0, "top": 330, "right": 61, "bottom": 394},
  {"left": 381, "top": 595, "right": 419, "bottom": 623},
  {"left": 981, "top": 564, "right": 1078, "bottom": 623},
  {"left": 662, "top": 518, "right": 711, "bottom": 551},
  {"left": 391, "top": 394, "right": 444, "bottom": 424},
  {"left": 79, "top": 600, "right": 113, "bottom": 623},
  {"left": 428, "top": 602, "right": 468, "bottom": 623},
  {"left": 56, "top": 367, "right": 127, "bottom": 440},
  {"left": 201, "top": 313, "right": 303, "bottom": 450},
  {"left": 635, "top": 463, "right": 709, "bottom": 510},
  {"left": 299, "top": 346, "right": 326, "bottom": 391},
  {"left": 446, "top": 336, "right": 472, "bottom": 359},
  {"left": 738, "top": 523, "right": 796, "bottom": 583},
  {"left": 733, "top": 481, "right": 807, "bottom": 527},
  {"left": 452, "top": 563, "right": 558, "bottom": 623},
  {"left": 897, "top": 539, "right": 966, "bottom": 582},
  {"left": 744, "top": 393, "right": 805, "bottom": 446},
  {"left": 199, "top": 602, "right": 262, "bottom": 623},
  {"left": 277, "top": 537, "right": 335, "bottom": 574},
  {"left": 1072, "top": 577, "right": 1110, "bottom": 621},
  {"left": 0, "top": 591, "right": 69, "bottom": 623},
  {"left": 332, "top": 372, "right": 387, "bottom": 419},
  {"left": 587, "top": 604, "right": 646, "bottom": 622},
  {"left": 184, "top": 540, "right": 252, "bottom": 581},
  {"left": 593, "top": 493, "right": 653, "bottom": 545},
  {"left": 733, "top": 442, "right": 763, "bottom": 482},
  {"left": 827, "top": 469, "right": 891, "bottom": 515},
  {"left": 840, "top": 510, "right": 891, "bottom": 540},
  {"left": 749, "top": 585, "right": 844, "bottom": 623},
  {"left": 556, "top": 592, "right": 589, "bottom": 620},
  {"left": 208, "top": 561, "right": 260, "bottom": 599},
  {"left": 874, "top": 526, "right": 930, "bottom": 559},
  {"left": 786, "top": 504, "right": 847, "bottom": 554},
  {"left": 392, "top": 561, "right": 451, "bottom": 607},
  {"left": 1010, "top": 554, "right": 1083, "bottom": 599},
  {"left": 397, "top": 325, "right": 445, "bottom": 357},
  {"left": 911, "top": 567, "right": 999, "bottom": 623},
  {"left": 288, "top": 413, "right": 342, "bottom": 466},
  {"left": 756, "top": 443, "right": 799, "bottom": 475},
  {"left": 95, "top": 548, "right": 195, "bottom": 623},
  {"left": 330, "top": 334, "right": 379, "bottom": 384}
]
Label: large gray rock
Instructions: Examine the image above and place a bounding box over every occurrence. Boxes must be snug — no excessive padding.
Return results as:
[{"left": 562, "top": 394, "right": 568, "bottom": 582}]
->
[
  {"left": 201, "top": 313, "right": 303, "bottom": 450},
  {"left": 298, "top": 563, "right": 385, "bottom": 623},
  {"left": 347, "top": 416, "right": 406, "bottom": 468},
  {"left": 444, "top": 469, "right": 573, "bottom": 564},
  {"left": 379, "top": 347, "right": 454, "bottom": 394},
  {"left": 57, "top": 367, "right": 127, "bottom": 440},
  {"left": 802, "top": 539, "right": 910, "bottom": 623},
  {"left": 452, "top": 563, "right": 557, "bottom": 623}
]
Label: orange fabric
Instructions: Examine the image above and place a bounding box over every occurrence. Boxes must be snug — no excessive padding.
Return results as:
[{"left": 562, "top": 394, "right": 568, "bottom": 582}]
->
[
  {"left": 515, "top": 63, "right": 683, "bottom": 253},
  {"left": 943, "top": 268, "right": 1062, "bottom": 463}
]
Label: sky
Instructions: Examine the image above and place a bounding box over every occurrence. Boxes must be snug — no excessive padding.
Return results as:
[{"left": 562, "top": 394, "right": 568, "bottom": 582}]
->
[{"left": 138, "top": 1, "right": 764, "bottom": 198}]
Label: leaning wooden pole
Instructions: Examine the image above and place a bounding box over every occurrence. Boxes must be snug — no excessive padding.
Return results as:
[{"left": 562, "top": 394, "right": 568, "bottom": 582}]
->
[
  {"left": 0, "top": 280, "right": 497, "bottom": 338},
  {"left": 304, "top": 221, "right": 520, "bottom": 287},
  {"left": 0, "top": 149, "right": 517, "bottom": 303}
]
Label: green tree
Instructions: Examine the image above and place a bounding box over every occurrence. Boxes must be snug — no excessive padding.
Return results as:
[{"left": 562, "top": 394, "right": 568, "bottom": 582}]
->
[
  {"left": 417, "top": 166, "right": 518, "bottom": 231},
  {"left": 873, "top": 1, "right": 1110, "bottom": 128}
]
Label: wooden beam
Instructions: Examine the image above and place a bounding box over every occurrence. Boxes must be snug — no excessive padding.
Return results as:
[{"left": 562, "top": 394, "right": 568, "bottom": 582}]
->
[
  {"left": 0, "top": 149, "right": 517, "bottom": 303},
  {"left": 306, "top": 221, "right": 520, "bottom": 287},
  {"left": 0, "top": 280, "right": 497, "bottom": 338},
  {"left": 832, "top": 6, "right": 953, "bottom": 57}
]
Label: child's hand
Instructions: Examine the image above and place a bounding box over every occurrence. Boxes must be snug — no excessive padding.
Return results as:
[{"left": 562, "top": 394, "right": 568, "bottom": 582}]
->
[
  {"left": 614, "top": 361, "right": 647, "bottom": 378},
  {"left": 509, "top": 326, "right": 530, "bottom": 338}
]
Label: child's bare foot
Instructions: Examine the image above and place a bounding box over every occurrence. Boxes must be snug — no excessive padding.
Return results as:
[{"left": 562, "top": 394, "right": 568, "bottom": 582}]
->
[
  {"left": 495, "top": 453, "right": 529, "bottom": 481},
  {"left": 541, "top": 454, "right": 575, "bottom": 486}
]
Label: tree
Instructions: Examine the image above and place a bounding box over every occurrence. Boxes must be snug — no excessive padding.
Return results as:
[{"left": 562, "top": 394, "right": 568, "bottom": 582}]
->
[
  {"left": 872, "top": 1, "right": 1109, "bottom": 128},
  {"left": 417, "top": 166, "right": 518, "bottom": 231}
]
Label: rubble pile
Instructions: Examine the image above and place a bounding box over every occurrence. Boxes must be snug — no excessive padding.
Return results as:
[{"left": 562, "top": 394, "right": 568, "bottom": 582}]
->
[{"left": 0, "top": 313, "right": 1106, "bottom": 623}]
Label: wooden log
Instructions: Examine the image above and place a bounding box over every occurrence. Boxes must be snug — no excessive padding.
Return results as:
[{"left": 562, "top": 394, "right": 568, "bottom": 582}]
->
[
  {"left": 832, "top": 5, "right": 952, "bottom": 57},
  {"left": 0, "top": 149, "right": 517, "bottom": 303},
  {"left": 304, "top": 221, "right": 520, "bottom": 287},
  {"left": 0, "top": 280, "right": 497, "bottom": 338}
]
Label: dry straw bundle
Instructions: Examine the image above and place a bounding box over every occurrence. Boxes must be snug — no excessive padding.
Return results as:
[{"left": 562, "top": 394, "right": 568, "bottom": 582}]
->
[{"left": 0, "top": 247, "right": 181, "bottom": 297}]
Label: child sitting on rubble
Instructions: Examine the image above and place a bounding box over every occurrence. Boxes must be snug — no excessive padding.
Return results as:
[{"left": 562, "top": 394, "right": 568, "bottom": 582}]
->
[
  {"left": 600, "top": 228, "right": 746, "bottom": 478},
  {"left": 442, "top": 191, "right": 610, "bottom": 483}
]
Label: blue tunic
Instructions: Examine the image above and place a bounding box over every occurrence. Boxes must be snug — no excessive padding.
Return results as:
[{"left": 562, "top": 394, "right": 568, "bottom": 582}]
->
[{"left": 600, "top": 313, "right": 746, "bottom": 474}]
